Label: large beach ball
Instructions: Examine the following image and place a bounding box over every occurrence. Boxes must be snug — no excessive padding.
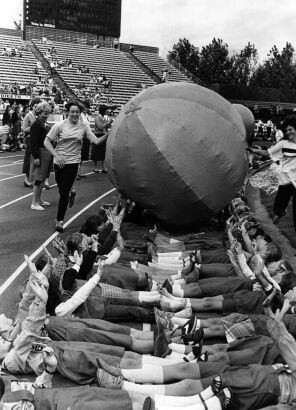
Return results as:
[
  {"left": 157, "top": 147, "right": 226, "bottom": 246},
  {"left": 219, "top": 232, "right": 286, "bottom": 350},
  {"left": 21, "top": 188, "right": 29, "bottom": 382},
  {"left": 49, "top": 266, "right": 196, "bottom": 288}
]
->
[
  {"left": 233, "top": 104, "right": 255, "bottom": 143},
  {"left": 106, "top": 82, "right": 248, "bottom": 228}
]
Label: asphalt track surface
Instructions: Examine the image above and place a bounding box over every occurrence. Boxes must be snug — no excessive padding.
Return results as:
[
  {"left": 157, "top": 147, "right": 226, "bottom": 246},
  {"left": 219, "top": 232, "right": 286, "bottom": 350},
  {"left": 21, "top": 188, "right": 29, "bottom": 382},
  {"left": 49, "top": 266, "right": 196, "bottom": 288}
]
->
[{"left": 0, "top": 151, "right": 116, "bottom": 319}]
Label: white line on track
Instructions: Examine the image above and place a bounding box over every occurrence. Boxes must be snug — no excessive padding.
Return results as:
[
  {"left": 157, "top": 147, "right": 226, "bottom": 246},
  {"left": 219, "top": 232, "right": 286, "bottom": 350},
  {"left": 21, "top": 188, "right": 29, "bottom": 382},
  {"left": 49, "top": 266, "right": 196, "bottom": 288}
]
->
[
  {"left": 0, "top": 171, "right": 98, "bottom": 207},
  {"left": 0, "top": 174, "right": 24, "bottom": 181},
  {"left": 0, "top": 154, "right": 24, "bottom": 159},
  {"left": 0, "top": 187, "right": 116, "bottom": 296},
  {"left": 0, "top": 162, "right": 23, "bottom": 168}
]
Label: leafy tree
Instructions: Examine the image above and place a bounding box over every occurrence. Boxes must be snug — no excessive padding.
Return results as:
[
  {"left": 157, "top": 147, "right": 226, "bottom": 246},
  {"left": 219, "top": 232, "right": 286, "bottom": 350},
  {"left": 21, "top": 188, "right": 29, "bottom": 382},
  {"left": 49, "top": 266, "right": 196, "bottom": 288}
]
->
[
  {"left": 198, "top": 37, "right": 232, "bottom": 84},
  {"left": 168, "top": 38, "right": 200, "bottom": 78},
  {"left": 227, "top": 43, "right": 258, "bottom": 86},
  {"left": 250, "top": 42, "right": 296, "bottom": 88}
]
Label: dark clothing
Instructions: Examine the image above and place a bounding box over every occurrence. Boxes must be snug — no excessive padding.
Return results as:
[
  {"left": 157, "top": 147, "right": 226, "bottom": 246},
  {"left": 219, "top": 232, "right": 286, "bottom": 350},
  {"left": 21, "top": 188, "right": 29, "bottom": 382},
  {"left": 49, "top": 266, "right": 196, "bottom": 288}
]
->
[
  {"left": 223, "top": 290, "right": 266, "bottom": 315},
  {"left": 273, "top": 184, "right": 296, "bottom": 231},
  {"left": 200, "top": 263, "right": 235, "bottom": 279},
  {"left": 54, "top": 163, "right": 79, "bottom": 221},
  {"left": 30, "top": 119, "right": 51, "bottom": 159},
  {"left": 202, "top": 365, "right": 281, "bottom": 410},
  {"left": 47, "top": 316, "right": 132, "bottom": 349},
  {"left": 199, "top": 277, "right": 252, "bottom": 297}
]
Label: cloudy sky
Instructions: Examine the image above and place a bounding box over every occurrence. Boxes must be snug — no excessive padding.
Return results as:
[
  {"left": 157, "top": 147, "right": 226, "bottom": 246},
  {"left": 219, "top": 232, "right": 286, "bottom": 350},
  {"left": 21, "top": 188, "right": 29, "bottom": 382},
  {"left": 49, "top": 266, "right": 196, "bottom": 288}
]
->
[{"left": 2, "top": 0, "right": 296, "bottom": 59}]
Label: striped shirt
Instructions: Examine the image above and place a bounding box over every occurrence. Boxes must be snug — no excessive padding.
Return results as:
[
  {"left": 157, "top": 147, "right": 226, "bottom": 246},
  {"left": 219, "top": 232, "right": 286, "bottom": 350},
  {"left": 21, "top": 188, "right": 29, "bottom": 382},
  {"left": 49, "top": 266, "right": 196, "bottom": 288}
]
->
[{"left": 268, "top": 140, "right": 296, "bottom": 186}]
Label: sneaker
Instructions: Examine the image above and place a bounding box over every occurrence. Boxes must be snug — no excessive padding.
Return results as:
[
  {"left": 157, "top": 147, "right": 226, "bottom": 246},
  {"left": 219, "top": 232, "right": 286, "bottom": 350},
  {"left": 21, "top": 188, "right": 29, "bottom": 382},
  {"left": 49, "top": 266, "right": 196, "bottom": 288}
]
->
[
  {"left": 55, "top": 221, "right": 64, "bottom": 232},
  {"left": 31, "top": 204, "right": 45, "bottom": 211},
  {"left": 39, "top": 200, "right": 50, "bottom": 206},
  {"left": 68, "top": 190, "right": 76, "bottom": 208},
  {"left": 96, "top": 357, "right": 122, "bottom": 377},
  {"left": 97, "top": 369, "right": 123, "bottom": 390}
]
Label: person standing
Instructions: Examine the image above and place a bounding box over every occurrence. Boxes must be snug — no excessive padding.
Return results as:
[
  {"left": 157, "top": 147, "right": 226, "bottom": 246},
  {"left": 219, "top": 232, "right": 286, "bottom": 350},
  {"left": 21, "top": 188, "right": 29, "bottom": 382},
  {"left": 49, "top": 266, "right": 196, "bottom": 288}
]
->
[
  {"left": 44, "top": 101, "right": 108, "bottom": 232},
  {"left": 91, "top": 105, "right": 112, "bottom": 173},
  {"left": 251, "top": 115, "right": 296, "bottom": 229},
  {"left": 30, "top": 102, "right": 52, "bottom": 211},
  {"left": 22, "top": 98, "right": 41, "bottom": 187}
]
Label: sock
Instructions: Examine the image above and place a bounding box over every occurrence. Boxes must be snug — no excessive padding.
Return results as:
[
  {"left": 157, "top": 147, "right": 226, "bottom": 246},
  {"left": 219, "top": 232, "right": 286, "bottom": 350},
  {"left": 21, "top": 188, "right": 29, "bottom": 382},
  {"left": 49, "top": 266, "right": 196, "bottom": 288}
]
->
[
  {"left": 186, "top": 298, "right": 192, "bottom": 308},
  {"left": 169, "top": 342, "right": 186, "bottom": 354},
  {"left": 138, "top": 292, "right": 160, "bottom": 303},
  {"left": 166, "top": 351, "right": 184, "bottom": 360},
  {"left": 171, "top": 317, "right": 188, "bottom": 326},
  {"left": 122, "top": 365, "right": 164, "bottom": 384},
  {"left": 33, "top": 370, "right": 54, "bottom": 388},
  {"left": 195, "top": 319, "right": 201, "bottom": 329},
  {"left": 122, "top": 380, "right": 166, "bottom": 395},
  {"left": 172, "top": 286, "right": 184, "bottom": 297},
  {"left": 171, "top": 274, "right": 182, "bottom": 280},
  {"left": 142, "top": 355, "right": 182, "bottom": 365},
  {"left": 173, "top": 279, "right": 186, "bottom": 285}
]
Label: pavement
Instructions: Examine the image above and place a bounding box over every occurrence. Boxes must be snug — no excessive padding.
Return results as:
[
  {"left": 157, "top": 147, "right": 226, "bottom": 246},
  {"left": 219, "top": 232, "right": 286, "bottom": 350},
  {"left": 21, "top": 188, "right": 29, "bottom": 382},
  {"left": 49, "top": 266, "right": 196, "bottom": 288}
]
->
[{"left": 0, "top": 151, "right": 116, "bottom": 319}]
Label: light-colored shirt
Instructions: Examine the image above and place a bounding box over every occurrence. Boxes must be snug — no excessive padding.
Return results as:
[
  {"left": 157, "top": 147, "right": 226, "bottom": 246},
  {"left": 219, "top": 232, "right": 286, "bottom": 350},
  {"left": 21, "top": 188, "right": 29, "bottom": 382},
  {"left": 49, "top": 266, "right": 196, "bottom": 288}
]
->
[
  {"left": 47, "top": 119, "right": 97, "bottom": 164},
  {"left": 268, "top": 140, "right": 296, "bottom": 186},
  {"left": 267, "top": 319, "right": 296, "bottom": 404}
]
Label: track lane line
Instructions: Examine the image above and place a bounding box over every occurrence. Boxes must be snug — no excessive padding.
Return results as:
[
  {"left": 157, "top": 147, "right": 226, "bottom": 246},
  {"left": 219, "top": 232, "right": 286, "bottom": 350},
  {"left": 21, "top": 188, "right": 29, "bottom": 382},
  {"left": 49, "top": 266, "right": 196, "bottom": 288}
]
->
[{"left": 0, "top": 187, "right": 116, "bottom": 296}]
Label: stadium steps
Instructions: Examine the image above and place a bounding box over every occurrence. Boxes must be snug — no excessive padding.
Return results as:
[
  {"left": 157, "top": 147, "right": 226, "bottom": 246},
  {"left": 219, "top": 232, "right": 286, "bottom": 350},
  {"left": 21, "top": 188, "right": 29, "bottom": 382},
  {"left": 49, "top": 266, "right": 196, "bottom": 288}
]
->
[
  {"left": 29, "top": 40, "right": 77, "bottom": 100},
  {"left": 32, "top": 40, "right": 158, "bottom": 109},
  {"left": 133, "top": 50, "right": 191, "bottom": 83},
  {"left": 124, "top": 51, "right": 162, "bottom": 85}
]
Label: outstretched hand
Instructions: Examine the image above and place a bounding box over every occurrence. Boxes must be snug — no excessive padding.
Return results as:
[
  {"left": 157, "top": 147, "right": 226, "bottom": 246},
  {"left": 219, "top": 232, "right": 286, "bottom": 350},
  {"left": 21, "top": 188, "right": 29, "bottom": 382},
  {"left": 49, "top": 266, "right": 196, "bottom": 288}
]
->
[
  {"left": 29, "top": 280, "right": 48, "bottom": 303},
  {"left": 53, "top": 237, "right": 66, "bottom": 255}
]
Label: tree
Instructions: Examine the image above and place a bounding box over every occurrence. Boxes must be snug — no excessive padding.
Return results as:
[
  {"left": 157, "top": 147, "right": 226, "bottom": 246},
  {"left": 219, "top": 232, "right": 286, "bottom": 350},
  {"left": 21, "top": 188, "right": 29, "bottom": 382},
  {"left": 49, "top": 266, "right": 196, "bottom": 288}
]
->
[
  {"left": 227, "top": 43, "right": 258, "bottom": 86},
  {"left": 14, "top": 14, "right": 22, "bottom": 31},
  {"left": 250, "top": 42, "right": 296, "bottom": 88},
  {"left": 168, "top": 38, "right": 200, "bottom": 78},
  {"left": 198, "top": 38, "right": 231, "bottom": 84}
]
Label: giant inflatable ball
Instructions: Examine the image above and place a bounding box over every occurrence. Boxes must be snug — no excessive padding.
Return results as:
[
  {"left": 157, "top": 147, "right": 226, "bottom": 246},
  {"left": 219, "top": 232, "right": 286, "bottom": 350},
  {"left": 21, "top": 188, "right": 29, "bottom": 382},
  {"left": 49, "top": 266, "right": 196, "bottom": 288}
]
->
[
  {"left": 106, "top": 82, "right": 248, "bottom": 228},
  {"left": 233, "top": 103, "right": 255, "bottom": 143}
]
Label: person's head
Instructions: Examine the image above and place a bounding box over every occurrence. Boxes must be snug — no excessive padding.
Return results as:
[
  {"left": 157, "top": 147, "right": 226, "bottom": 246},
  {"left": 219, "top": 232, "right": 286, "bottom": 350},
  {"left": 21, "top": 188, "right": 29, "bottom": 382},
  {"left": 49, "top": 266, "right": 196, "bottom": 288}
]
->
[
  {"left": 30, "top": 97, "right": 41, "bottom": 114},
  {"left": 65, "top": 232, "right": 86, "bottom": 255},
  {"left": 98, "top": 105, "right": 107, "bottom": 116},
  {"left": 282, "top": 115, "right": 296, "bottom": 142},
  {"left": 65, "top": 100, "right": 84, "bottom": 124},
  {"left": 280, "top": 271, "right": 296, "bottom": 295},
  {"left": 263, "top": 242, "right": 282, "bottom": 263},
  {"left": 35, "top": 101, "right": 51, "bottom": 123},
  {"left": 80, "top": 215, "right": 103, "bottom": 236},
  {"left": 267, "top": 259, "right": 292, "bottom": 283},
  {"left": 0, "top": 314, "right": 13, "bottom": 341}
]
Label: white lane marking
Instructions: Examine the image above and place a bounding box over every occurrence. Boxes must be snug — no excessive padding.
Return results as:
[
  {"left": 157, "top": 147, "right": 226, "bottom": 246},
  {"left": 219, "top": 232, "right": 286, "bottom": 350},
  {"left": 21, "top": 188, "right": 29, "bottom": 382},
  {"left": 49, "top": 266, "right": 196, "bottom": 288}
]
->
[
  {"left": 0, "top": 154, "right": 24, "bottom": 159},
  {"left": 0, "top": 163, "right": 23, "bottom": 168},
  {"left": 0, "top": 187, "right": 116, "bottom": 296},
  {"left": 0, "top": 171, "right": 99, "bottom": 207},
  {"left": 0, "top": 174, "right": 24, "bottom": 181},
  {"left": 12, "top": 160, "right": 23, "bottom": 164}
]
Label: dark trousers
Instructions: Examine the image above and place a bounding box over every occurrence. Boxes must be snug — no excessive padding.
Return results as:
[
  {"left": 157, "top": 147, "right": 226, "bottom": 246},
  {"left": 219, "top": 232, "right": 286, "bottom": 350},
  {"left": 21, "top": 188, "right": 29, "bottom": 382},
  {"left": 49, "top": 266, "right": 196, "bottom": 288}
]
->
[
  {"left": 54, "top": 163, "right": 79, "bottom": 221},
  {"left": 273, "top": 183, "right": 296, "bottom": 229},
  {"left": 104, "top": 298, "right": 156, "bottom": 323}
]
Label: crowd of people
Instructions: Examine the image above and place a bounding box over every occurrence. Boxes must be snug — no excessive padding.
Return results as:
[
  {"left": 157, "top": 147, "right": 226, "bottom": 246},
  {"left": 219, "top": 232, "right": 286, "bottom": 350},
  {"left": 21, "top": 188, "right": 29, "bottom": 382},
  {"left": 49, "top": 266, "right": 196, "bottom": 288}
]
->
[{"left": 0, "top": 176, "right": 296, "bottom": 409}]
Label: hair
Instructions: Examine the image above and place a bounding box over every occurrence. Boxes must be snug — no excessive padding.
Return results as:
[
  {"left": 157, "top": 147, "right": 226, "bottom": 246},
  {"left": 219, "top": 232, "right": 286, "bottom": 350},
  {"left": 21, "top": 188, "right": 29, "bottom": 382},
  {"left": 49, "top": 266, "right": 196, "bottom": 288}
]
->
[
  {"left": 35, "top": 254, "right": 47, "bottom": 271},
  {"left": 280, "top": 271, "right": 296, "bottom": 294},
  {"left": 65, "top": 100, "right": 84, "bottom": 112},
  {"left": 265, "top": 242, "right": 282, "bottom": 263},
  {"left": 46, "top": 273, "right": 61, "bottom": 316},
  {"left": 80, "top": 215, "right": 103, "bottom": 236},
  {"left": 282, "top": 115, "right": 296, "bottom": 139},
  {"left": 35, "top": 101, "right": 51, "bottom": 116},
  {"left": 98, "top": 105, "right": 107, "bottom": 115},
  {"left": 65, "top": 232, "right": 83, "bottom": 254},
  {"left": 30, "top": 97, "right": 41, "bottom": 109},
  {"left": 0, "top": 376, "right": 5, "bottom": 400}
]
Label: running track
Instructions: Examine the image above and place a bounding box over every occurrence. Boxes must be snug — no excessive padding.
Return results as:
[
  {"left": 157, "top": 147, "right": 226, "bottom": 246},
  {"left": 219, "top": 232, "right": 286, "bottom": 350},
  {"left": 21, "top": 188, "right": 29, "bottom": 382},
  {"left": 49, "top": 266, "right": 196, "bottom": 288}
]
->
[{"left": 0, "top": 151, "right": 116, "bottom": 318}]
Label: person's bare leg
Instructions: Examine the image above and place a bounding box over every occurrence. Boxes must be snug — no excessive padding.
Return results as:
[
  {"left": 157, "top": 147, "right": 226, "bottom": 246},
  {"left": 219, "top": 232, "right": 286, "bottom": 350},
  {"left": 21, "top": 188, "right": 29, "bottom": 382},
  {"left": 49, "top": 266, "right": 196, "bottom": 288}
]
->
[
  {"left": 190, "top": 297, "right": 224, "bottom": 313},
  {"left": 131, "top": 338, "right": 154, "bottom": 354}
]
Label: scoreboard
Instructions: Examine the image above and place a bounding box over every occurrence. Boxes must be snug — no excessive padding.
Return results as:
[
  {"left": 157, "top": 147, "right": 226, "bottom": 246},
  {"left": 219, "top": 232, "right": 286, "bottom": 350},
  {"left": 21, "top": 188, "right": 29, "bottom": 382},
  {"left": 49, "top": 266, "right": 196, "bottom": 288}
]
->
[{"left": 24, "top": 0, "right": 122, "bottom": 38}]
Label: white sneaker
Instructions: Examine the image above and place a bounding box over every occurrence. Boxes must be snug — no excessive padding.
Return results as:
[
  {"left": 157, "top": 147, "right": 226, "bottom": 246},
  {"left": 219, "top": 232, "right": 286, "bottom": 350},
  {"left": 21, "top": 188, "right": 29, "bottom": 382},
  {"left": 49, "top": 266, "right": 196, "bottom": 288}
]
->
[
  {"left": 39, "top": 200, "right": 50, "bottom": 206},
  {"left": 31, "top": 204, "right": 45, "bottom": 211}
]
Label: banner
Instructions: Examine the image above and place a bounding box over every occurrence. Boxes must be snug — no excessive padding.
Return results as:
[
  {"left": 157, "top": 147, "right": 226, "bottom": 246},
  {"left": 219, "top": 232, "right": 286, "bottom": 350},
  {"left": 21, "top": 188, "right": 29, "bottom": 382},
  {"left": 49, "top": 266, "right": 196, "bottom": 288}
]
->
[{"left": 0, "top": 94, "right": 31, "bottom": 100}]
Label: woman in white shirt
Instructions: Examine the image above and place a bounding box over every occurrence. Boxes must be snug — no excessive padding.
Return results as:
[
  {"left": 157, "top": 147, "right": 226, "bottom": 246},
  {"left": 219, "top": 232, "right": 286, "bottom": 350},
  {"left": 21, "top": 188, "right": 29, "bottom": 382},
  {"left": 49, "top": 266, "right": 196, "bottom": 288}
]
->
[
  {"left": 44, "top": 101, "right": 108, "bottom": 232},
  {"left": 251, "top": 115, "right": 296, "bottom": 230}
]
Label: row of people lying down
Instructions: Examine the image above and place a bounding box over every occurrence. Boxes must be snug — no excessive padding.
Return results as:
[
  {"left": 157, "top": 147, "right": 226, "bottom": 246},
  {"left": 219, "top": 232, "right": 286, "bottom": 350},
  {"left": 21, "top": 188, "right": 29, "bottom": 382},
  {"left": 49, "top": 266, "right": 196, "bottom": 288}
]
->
[{"left": 0, "top": 195, "right": 295, "bottom": 409}]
